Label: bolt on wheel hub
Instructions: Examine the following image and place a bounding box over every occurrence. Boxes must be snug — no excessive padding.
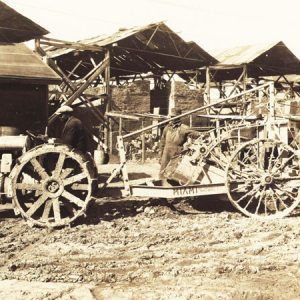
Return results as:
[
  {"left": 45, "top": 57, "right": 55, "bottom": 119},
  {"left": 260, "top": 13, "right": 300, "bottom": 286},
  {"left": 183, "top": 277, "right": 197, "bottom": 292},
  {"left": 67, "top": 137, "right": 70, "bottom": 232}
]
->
[
  {"left": 46, "top": 179, "right": 60, "bottom": 193},
  {"left": 44, "top": 178, "right": 64, "bottom": 198},
  {"left": 262, "top": 174, "right": 273, "bottom": 185}
]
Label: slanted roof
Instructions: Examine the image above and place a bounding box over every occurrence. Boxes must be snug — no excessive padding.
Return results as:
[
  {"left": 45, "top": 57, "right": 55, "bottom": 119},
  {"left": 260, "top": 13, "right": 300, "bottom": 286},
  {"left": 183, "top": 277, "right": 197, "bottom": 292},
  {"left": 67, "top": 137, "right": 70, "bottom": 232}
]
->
[
  {"left": 0, "top": 43, "right": 61, "bottom": 83},
  {"left": 46, "top": 22, "right": 217, "bottom": 79},
  {"left": 180, "top": 41, "right": 300, "bottom": 82},
  {"left": 216, "top": 41, "right": 279, "bottom": 65},
  {"left": 214, "top": 41, "right": 300, "bottom": 80},
  {"left": 0, "top": 1, "right": 48, "bottom": 43}
]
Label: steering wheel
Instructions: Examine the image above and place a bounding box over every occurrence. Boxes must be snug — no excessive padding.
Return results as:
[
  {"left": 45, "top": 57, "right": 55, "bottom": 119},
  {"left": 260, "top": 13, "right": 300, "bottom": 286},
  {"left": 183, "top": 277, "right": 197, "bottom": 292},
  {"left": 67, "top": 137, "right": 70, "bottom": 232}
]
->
[{"left": 26, "top": 130, "right": 48, "bottom": 143}]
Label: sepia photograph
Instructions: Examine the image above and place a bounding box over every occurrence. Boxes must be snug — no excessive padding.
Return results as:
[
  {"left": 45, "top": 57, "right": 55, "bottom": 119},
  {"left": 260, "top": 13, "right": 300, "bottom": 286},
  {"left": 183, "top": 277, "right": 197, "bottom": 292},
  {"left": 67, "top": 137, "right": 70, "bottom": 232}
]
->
[{"left": 0, "top": 0, "right": 300, "bottom": 299}]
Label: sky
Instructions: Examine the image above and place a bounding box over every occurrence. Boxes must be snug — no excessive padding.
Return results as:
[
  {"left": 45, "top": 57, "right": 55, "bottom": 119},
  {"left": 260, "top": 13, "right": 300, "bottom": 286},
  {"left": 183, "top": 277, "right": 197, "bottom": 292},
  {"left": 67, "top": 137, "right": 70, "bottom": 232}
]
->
[{"left": 3, "top": 0, "right": 300, "bottom": 56}]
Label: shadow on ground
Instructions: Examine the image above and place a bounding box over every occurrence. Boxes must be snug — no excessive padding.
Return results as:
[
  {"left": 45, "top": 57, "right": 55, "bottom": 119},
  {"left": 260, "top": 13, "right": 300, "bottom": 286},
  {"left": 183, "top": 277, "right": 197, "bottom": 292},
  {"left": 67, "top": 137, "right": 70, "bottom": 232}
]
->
[{"left": 75, "top": 195, "right": 238, "bottom": 226}]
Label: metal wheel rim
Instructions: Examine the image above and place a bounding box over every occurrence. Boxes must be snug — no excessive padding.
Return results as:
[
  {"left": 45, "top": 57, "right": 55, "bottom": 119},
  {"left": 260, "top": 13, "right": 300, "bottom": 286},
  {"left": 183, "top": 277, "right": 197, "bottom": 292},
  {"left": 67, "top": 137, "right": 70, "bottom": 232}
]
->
[
  {"left": 225, "top": 138, "right": 300, "bottom": 219},
  {"left": 10, "top": 144, "right": 96, "bottom": 227}
]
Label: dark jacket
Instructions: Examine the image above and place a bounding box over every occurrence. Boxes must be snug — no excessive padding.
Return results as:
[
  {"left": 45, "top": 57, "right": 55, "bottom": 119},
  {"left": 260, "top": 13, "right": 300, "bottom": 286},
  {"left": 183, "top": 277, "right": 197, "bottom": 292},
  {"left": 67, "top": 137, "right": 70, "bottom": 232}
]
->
[{"left": 61, "top": 116, "right": 87, "bottom": 152}]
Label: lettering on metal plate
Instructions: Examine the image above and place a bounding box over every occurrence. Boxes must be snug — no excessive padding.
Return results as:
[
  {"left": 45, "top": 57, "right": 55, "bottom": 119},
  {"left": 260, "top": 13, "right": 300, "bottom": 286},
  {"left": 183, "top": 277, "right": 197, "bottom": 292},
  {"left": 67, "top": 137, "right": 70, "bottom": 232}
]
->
[{"left": 173, "top": 186, "right": 201, "bottom": 196}]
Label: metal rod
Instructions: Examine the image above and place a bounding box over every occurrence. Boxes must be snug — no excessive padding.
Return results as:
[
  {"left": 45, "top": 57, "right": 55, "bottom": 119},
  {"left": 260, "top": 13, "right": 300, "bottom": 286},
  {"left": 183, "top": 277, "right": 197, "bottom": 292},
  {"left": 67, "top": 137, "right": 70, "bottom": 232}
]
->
[{"left": 122, "top": 83, "right": 271, "bottom": 139}]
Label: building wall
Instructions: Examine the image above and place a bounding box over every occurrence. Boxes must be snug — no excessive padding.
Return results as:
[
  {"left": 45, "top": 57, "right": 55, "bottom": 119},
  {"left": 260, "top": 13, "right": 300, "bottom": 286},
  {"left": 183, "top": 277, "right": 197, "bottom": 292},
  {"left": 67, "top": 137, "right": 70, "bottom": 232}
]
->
[
  {"left": 111, "top": 80, "right": 150, "bottom": 113},
  {"left": 171, "top": 81, "right": 205, "bottom": 127}
]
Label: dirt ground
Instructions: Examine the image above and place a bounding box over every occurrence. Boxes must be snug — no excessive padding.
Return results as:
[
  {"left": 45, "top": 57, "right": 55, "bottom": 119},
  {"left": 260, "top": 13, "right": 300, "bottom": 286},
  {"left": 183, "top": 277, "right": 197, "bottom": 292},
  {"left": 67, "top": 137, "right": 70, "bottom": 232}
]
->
[{"left": 0, "top": 162, "right": 300, "bottom": 300}]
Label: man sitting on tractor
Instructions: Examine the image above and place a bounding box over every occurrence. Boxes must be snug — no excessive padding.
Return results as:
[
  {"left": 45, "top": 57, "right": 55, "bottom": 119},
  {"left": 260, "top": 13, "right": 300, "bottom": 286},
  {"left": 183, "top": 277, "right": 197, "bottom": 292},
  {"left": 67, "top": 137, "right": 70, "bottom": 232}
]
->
[{"left": 54, "top": 105, "right": 87, "bottom": 153}]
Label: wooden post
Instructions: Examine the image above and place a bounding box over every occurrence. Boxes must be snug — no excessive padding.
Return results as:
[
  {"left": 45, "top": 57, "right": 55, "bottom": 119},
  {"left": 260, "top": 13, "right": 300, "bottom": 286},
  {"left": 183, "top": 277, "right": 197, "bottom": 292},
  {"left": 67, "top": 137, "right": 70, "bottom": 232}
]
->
[
  {"left": 141, "top": 119, "right": 145, "bottom": 163},
  {"left": 205, "top": 67, "right": 211, "bottom": 115},
  {"left": 205, "top": 67, "right": 210, "bottom": 104},
  {"left": 104, "top": 49, "right": 111, "bottom": 147},
  {"left": 119, "top": 117, "right": 123, "bottom": 136},
  {"left": 243, "top": 64, "right": 247, "bottom": 103},
  {"left": 109, "top": 118, "right": 113, "bottom": 155}
]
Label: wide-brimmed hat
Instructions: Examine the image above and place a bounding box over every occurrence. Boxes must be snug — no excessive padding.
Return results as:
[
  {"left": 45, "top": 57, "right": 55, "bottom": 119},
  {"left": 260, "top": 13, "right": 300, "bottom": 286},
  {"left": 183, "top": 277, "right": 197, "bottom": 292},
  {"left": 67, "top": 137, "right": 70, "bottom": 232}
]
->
[
  {"left": 55, "top": 105, "right": 73, "bottom": 115},
  {"left": 169, "top": 108, "right": 182, "bottom": 117}
]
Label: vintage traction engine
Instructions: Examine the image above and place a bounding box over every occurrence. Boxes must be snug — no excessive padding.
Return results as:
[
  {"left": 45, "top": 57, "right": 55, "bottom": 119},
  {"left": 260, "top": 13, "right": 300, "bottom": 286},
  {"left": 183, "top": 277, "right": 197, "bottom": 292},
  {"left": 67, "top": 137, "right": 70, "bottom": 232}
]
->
[
  {"left": 0, "top": 83, "right": 97, "bottom": 228},
  {"left": 1, "top": 80, "right": 300, "bottom": 229}
]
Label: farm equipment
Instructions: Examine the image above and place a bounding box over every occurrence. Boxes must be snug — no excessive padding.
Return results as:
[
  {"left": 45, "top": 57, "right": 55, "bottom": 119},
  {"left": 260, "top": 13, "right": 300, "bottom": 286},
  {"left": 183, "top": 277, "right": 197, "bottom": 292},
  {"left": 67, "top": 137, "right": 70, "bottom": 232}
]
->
[
  {"left": 101, "top": 82, "right": 300, "bottom": 220},
  {"left": 1, "top": 81, "right": 300, "bottom": 228}
]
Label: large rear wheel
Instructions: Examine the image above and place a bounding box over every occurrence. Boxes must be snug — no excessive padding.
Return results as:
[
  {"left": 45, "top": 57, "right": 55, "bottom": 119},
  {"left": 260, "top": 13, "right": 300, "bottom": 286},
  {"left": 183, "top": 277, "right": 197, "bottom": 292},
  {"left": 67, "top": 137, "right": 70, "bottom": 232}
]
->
[{"left": 10, "top": 144, "right": 97, "bottom": 228}]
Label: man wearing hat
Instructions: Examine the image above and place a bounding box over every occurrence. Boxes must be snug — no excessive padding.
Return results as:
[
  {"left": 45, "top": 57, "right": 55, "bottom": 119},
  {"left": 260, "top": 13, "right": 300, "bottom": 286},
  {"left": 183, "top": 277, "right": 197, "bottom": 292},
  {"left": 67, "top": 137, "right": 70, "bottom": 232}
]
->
[
  {"left": 159, "top": 107, "right": 199, "bottom": 179},
  {"left": 54, "top": 105, "right": 87, "bottom": 152}
]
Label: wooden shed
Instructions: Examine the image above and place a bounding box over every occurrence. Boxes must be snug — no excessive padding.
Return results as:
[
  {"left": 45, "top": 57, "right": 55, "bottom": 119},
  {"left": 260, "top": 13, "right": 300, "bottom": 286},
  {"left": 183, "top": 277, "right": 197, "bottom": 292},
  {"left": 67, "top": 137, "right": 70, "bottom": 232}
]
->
[{"left": 0, "top": 43, "right": 60, "bottom": 133}]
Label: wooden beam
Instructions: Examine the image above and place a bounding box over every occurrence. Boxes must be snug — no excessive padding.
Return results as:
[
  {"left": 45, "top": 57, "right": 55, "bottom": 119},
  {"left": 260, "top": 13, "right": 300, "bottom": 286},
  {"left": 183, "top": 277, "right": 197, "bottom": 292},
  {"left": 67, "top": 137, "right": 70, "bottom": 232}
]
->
[
  {"left": 39, "top": 37, "right": 103, "bottom": 52},
  {"left": 116, "top": 46, "right": 202, "bottom": 63},
  {"left": 48, "top": 57, "right": 109, "bottom": 123},
  {"left": 145, "top": 24, "right": 160, "bottom": 48},
  {"left": 106, "top": 112, "right": 140, "bottom": 120}
]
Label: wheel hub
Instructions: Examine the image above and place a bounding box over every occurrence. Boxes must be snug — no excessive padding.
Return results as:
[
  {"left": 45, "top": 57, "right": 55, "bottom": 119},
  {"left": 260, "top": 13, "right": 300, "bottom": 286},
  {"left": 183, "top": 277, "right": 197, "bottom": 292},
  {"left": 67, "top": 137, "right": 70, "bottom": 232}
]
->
[
  {"left": 44, "top": 178, "right": 64, "bottom": 198},
  {"left": 46, "top": 179, "right": 60, "bottom": 193},
  {"left": 262, "top": 174, "right": 273, "bottom": 185}
]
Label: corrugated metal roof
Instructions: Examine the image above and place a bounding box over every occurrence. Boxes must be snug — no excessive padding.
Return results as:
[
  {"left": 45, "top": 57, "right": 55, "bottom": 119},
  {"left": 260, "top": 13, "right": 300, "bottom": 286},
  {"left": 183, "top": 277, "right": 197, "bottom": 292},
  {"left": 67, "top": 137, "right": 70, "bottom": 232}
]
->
[
  {"left": 0, "top": 43, "right": 61, "bottom": 83},
  {"left": 180, "top": 41, "right": 300, "bottom": 82},
  {"left": 46, "top": 22, "right": 217, "bottom": 79},
  {"left": 0, "top": 1, "right": 48, "bottom": 43},
  {"left": 216, "top": 41, "right": 279, "bottom": 64}
]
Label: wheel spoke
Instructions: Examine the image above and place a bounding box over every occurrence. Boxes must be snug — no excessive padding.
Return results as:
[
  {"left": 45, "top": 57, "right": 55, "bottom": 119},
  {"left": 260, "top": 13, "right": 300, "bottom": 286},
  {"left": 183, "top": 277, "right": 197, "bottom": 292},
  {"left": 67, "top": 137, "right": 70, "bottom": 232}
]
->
[
  {"left": 15, "top": 183, "right": 42, "bottom": 191},
  {"left": 271, "top": 192, "right": 279, "bottom": 213},
  {"left": 52, "top": 198, "right": 61, "bottom": 223},
  {"left": 41, "top": 199, "right": 52, "bottom": 221},
  {"left": 273, "top": 184, "right": 298, "bottom": 207},
  {"left": 255, "top": 187, "right": 266, "bottom": 214},
  {"left": 26, "top": 194, "right": 48, "bottom": 217},
  {"left": 244, "top": 193, "right": 256, "bottom": 210},
  {"left": 270, "top": 147, "right": 288, "bottom": 171},
  {"left": 61, "top": 168, "right": 74, "bottom": 179},
  {"left": 30, "top": 158, "right": 48, "bottom": 180},
  {"left": 70, "top": 183, "right": 90, "bottom": 190},
  {"left": 267, "top": 144, "right": 276, "bottom": 171},
  {"left": 235, "top": 184, "right": 260, "bottom": 203},
  {"left": 63, "top": 172, "right": 87, "bottom": 186},
  {"left": 52, "top": 153, "right": 66, "bottom": 178},
  {"left": 273, "top": 154, "right": 296, "bottom": 174},
  {"left": 272, "top": 187, "right": 288, "bottom": 209},
  {"left": 236, "top": 158, "right": 264, "bottom": 177},
  {"left": 62, "top": 190, "right": 85, "bottom": 207}
]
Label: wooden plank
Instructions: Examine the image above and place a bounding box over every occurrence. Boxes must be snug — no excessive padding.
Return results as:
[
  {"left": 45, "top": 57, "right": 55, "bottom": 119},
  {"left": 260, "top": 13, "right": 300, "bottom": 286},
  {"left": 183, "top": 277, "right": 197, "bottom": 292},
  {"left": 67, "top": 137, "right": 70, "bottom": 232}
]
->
[
  {"left": 40, "top": 37, "right": 103, "bottom": 52},
  {"left": 106, "top": 112, "right": 140, "bottom": 120}
]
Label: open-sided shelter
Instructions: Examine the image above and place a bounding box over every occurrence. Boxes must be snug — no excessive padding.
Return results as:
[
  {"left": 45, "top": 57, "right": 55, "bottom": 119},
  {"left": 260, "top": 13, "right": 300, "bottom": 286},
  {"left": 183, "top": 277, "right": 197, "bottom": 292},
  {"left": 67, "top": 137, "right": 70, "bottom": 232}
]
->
[
  {"left": 0, "top": 0, "right": 48, "bottom": 43},
  {"left": 181, "top": 41, "right": 300, "bottom": 101},
  {"left": 36, "top": 22, "right": 217, "bottom": 148},
  {"left": 44, "top": 22, "right": 217, "bottom": 82}
]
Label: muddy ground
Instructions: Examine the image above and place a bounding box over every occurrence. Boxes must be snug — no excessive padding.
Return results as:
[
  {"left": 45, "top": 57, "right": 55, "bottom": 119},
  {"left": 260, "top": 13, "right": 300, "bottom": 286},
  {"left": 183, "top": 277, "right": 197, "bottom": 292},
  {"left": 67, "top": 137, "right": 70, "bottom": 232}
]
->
[{"left": 0, "top": 162, "right": 300, "bottom": 300}]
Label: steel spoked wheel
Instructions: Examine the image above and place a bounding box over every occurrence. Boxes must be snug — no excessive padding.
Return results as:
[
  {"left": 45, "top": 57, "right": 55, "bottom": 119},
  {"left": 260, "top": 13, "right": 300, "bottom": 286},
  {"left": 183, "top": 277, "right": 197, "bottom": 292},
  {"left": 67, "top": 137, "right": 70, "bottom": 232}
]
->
[
  {"left": 207, "top": 135, "right": 248, "bottom": 170},
  {"left": 226, "top": 138, "right": 300, "bottom": 219},
  {"left": 10, "top": 144, "right": 97, "bottom": 228}
]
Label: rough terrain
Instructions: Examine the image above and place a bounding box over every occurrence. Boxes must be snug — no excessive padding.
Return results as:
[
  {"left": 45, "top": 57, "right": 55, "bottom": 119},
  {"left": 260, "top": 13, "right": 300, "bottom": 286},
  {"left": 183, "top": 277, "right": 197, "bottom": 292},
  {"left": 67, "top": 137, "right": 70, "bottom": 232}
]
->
[{"left": 0, "top": 162, "right": 300, "bottom": 299}]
